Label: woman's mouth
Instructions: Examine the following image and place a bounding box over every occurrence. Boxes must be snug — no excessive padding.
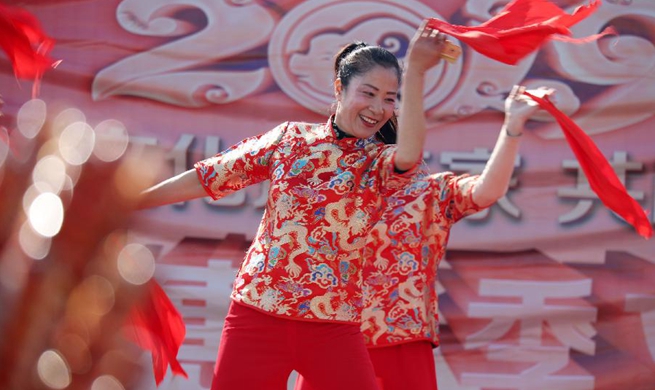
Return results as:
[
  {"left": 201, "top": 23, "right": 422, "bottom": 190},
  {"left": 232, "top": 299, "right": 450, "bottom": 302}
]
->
[{"left": 360, "top": 115, "right": 378, "bottom": 127}]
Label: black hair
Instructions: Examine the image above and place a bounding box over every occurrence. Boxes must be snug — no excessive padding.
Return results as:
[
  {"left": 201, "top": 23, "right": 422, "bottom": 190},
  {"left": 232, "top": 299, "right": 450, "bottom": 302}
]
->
[{"left": 333, "top": 42, "right": 400, "bottom": 144}]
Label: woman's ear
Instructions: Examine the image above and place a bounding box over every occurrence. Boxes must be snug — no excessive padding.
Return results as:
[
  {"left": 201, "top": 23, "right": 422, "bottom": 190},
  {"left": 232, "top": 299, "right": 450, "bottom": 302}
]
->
[{"left": 334, "top": 78, "right": 343, "bottom": 99}]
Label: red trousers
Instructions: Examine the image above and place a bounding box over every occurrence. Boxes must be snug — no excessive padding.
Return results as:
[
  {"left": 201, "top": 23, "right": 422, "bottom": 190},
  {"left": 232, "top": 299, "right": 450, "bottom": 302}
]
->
[
  {"left": 294, "top": 340, "right": 438, "bottom": 390},
  {"left": 211, "top": 301, "right": 380, "bottom": 390}
]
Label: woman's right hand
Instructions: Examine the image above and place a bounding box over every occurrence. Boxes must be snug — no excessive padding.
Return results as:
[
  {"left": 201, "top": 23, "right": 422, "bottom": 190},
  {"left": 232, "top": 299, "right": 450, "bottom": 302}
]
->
[{"left": 394, "top": 20, "right": 450, "bottom": 171}]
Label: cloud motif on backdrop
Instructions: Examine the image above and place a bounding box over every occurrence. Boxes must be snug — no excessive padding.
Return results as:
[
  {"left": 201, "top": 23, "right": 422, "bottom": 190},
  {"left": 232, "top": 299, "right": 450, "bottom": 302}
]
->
[{"left": 92, "top": 0, "right": 655, "bottom": 139}]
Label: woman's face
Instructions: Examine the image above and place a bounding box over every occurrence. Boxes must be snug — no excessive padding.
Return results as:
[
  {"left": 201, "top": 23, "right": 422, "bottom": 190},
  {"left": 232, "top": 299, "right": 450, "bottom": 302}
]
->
[{"left": 334, "top": 66, "right": 398, "bottom": 139}]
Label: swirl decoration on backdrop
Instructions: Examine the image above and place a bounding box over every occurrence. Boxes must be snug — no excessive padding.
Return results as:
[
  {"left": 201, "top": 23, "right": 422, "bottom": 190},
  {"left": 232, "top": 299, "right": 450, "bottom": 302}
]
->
[
  {"left": 267, "top": 0, "right": 462, "bottom": 115},
  {"left": 92, "top": 0, "right": 278, "bottom": 107},
  {"left": 91, "top": 0, "right": 655, "bottom": 134}
]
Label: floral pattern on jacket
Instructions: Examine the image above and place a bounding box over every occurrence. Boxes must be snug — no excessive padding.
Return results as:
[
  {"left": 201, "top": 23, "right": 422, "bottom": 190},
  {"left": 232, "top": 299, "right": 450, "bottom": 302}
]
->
[
  {"left": 195, "top": 120, "right": 415, "bottom": 323},
  {"left": 361, "top": 170, "right": 482, "bottom": 347}
]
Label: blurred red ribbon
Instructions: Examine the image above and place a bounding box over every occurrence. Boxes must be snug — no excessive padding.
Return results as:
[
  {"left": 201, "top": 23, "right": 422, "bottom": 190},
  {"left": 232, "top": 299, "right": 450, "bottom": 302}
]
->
[
  {"left": 427, "top": 0, "right": 613, "bottom": 65},
  {"left": 523, "top": 92, "right": 652, "bottom": 239},
  {"left": 125, "top": 280, "right": 189, "bottom": 386},
  {"left": 1, "top": 5, "right": 189, "bottom": 382},
  {"left": 0, "top": 3, "right": 60, "bottom": 96}
]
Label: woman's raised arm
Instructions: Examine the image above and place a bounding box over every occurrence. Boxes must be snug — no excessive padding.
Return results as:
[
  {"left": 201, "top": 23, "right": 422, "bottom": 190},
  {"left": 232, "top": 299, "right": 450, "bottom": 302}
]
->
[{"left": 394, "top": 21, "right": 447, "bottom": 171}]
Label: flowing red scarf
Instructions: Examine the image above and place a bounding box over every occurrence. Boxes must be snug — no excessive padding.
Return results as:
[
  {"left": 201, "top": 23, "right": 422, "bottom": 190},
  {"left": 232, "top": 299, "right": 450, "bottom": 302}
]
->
[
  {"left": 0, "top": 3, "right": 60, "bottom": 96},
  {"left": 427, "top": 0, "right": 613, "bottom": 65},
  {"left": 125, "top": 280, "right": 189, "bottom": 385},
  {"left": 427, "top": 0, "right": 651, "bottom": 238},
  {"left": 524, "top": 92, "right": 652, "bottom": 238}
]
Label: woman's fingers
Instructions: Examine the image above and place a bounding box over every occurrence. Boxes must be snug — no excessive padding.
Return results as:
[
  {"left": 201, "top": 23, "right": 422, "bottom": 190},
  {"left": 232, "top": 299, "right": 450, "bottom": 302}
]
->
[
  {"left": 508, "top": 85, "right": 521, "bottom": 100},
  {"left": 423, "top": 27, "right": 459, "bottom": 62},
  {"left": 412, "top": 21, "right": 461, "bottom": 65}
]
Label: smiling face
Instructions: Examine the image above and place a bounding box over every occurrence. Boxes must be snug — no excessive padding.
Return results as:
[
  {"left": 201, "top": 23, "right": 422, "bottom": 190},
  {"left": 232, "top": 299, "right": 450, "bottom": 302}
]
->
[{"left": 333, "top": 65, "right": 399, "bottom": 139}]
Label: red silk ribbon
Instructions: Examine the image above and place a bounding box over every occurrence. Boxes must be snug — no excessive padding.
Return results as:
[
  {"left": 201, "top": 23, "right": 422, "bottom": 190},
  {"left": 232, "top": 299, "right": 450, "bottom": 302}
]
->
[
  {"left": 427, "top": 0, "right": 613, "bottom": 65},
  {"left": 427, "top": 0, "right": 651, "bottom": 238},
  {"left": 523, "top": 92, "right": 652, "bottom": 239},
  {"left": 0, "top": 3, "right": 60, "bottom": 96},
  {"left": 125, "top": 280, "right": 189, "bottom": 386}
]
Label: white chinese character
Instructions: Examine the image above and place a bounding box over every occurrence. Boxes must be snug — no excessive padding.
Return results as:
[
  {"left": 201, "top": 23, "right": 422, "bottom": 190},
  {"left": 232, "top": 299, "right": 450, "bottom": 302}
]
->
[
  {"left": 441, "top": 148, "right": 521, "bottom": 219},
  {"left": 464, "top": 279, "right": 597, "bottom": 354},
  {"left": 558, "top": 151, "right": 644, "bottom": 224}
]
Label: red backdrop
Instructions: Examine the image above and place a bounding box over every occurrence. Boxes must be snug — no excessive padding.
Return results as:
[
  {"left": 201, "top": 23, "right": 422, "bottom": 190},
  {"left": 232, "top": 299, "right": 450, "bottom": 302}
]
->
[{"left": 2, "top": 0, "right": 654, "bottom": 389}]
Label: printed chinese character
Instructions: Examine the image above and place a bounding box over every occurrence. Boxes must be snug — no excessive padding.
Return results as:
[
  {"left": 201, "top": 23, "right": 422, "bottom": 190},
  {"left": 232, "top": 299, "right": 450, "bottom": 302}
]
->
[
  {"left": 558, "top": 151, "right": 645, "bottom": 224},
  {"left": 441, "top": 148, "right": 521, "bottom": 220}
]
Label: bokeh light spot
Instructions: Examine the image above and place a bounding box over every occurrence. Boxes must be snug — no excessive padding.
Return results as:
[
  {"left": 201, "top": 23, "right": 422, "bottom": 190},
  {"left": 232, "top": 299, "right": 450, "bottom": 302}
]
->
[
  {"left": 117, "top": 243, "right": 155, "bottom": 285},
  {"left": 37, "top": 350, "right": 72, "bottom": 389},
  {"left": 17, "top": 99, "right": 47, "bottom": 139},
  {"left": 52, "top": 108, "right": 86, "bottom": 135},
  {"left": 28, "top": 192, "right": 64, "bottom": 238},
  {"left": 93, "top": 119, "right": 129, "bottom": 162},
  {"left": 59, "top": 122, "right": 95, "bottom": 166},
  {"left": 77, "top": 275, "right": 116, "bottom": 317},
  {"left": 33, "top": 155, "right": 68, "bottom": 194},
  {"left": 19, "top": 221, "right": 52, "bottom": 260},
  {"left": 91, "top": 375, "right": 125, "bottom": 390}
]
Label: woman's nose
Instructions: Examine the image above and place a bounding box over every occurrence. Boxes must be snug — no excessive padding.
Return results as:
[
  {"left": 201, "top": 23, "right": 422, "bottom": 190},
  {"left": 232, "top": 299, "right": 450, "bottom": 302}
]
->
[{"left": 369, "top": 99, "right": 383, "bottom": 114}]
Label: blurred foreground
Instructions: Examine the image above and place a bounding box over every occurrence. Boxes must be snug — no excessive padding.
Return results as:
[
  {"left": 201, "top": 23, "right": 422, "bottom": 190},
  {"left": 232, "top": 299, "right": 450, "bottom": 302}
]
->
[{"left": 0, "top": 98, "right": 165, "bottom": 390}]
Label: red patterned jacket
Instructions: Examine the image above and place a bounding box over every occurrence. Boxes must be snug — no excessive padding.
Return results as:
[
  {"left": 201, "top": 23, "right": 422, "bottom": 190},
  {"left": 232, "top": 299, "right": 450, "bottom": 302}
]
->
[
  {"left": 361, "top": 169, "right": 483, "bottom": 347},
  {"left": 195, "top": 119, "right": 415, "bottom": 323}
]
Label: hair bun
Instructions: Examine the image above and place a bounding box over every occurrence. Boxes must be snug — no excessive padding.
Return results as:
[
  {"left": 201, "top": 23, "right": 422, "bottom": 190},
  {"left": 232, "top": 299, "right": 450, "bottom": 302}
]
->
[{"left": 334, "top": 41, "right": 368, "bottom": 75}]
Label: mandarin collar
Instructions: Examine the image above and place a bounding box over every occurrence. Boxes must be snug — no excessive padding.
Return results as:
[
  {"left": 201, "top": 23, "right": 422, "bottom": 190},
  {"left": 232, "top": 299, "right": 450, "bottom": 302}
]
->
[{"left": 327, "top": 116, "right": 380, "bottom": 147}]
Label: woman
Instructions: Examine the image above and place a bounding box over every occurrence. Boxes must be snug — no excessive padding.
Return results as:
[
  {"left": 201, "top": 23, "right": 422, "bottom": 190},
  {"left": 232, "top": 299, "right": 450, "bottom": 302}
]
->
[
  {"left": 294, "top": 83, "right": 554, "bottom": 390},
  {"left": 138, "top": 21, "right": 448, "bottom": 390}
]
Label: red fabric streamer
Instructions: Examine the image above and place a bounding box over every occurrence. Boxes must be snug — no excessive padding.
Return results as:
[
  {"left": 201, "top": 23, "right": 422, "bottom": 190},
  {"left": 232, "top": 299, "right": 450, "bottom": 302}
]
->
[
  {"left": 427, "top": 0, "right": 650, "bottom": 238},
  {"left": 427, "top": 0, "right": 612, "bottom": 65},
  {"left": 0, "top": 3, "right": 60, "bottom": 96},
  {"left": 125, "top": 280, "right": 189, "bottom": 386},
  {"left": 523, "top": 91, "right": 652, "bottom": 239}
]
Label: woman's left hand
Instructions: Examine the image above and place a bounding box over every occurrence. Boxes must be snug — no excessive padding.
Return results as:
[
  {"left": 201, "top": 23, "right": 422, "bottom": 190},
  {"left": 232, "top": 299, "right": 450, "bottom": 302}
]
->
[{"left": 505, "top": 85, "right": 555, "bottom": 123}]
